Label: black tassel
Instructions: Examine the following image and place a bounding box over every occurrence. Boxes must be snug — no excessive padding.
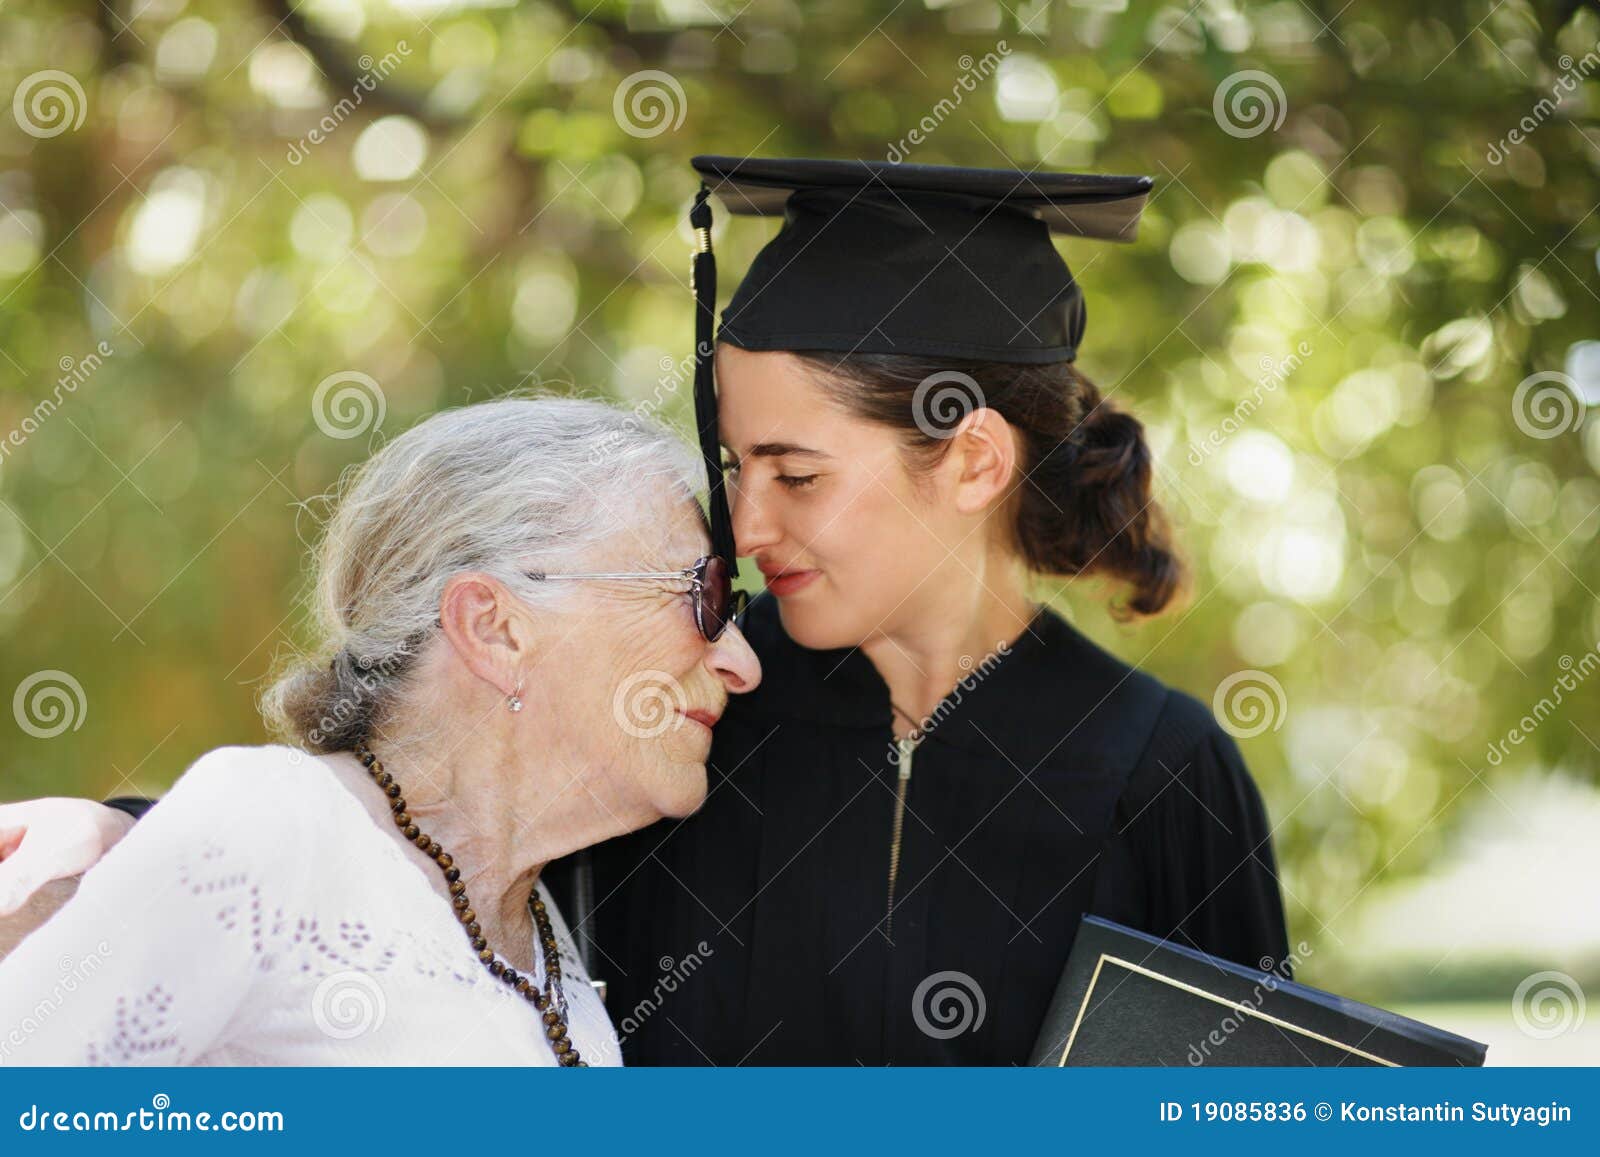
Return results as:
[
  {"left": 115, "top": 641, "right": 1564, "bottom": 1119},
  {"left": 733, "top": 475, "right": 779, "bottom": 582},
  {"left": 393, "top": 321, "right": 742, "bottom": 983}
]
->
[{"left": 691, "top": 184, "right": 738, "bottom": 577}]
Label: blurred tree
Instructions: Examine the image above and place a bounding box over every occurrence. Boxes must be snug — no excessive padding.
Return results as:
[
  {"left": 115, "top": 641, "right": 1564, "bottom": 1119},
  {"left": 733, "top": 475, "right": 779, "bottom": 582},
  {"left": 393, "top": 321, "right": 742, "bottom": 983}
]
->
[{"left": 1, "top": 0, "right": 1597, "bottom": 990}]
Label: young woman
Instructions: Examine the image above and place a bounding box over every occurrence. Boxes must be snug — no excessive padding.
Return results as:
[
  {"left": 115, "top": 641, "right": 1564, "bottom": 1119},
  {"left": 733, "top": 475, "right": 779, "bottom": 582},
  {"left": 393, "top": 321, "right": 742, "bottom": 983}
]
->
[
  {"left": 584, "top": 157, "right": 1290, "bottom": 1065},
  {"left": 0, "top": 158, "right": 1289, "bottom": 1067}
]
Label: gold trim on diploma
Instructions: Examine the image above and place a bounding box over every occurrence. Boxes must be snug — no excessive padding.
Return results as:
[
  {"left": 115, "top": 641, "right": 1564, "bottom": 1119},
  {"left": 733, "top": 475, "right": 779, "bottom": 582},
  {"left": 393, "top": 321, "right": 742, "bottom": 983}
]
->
[{"left": 1054, "top": 953, "right": 1400, "bottom": 1067}]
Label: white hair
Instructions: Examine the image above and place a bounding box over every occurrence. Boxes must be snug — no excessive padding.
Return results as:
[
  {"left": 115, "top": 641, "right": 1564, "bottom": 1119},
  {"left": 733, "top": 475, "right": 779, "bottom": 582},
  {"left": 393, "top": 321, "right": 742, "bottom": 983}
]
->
[{"left": 261, "top": 394, "right": 702, "bottom": 752}]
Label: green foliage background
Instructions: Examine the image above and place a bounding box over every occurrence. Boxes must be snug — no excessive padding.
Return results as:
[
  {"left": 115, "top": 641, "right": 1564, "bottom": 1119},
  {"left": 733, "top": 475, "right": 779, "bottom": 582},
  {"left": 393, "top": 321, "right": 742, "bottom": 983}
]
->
[{"left": 3, "top": 0, "right": 1598, "bottom": 1003}]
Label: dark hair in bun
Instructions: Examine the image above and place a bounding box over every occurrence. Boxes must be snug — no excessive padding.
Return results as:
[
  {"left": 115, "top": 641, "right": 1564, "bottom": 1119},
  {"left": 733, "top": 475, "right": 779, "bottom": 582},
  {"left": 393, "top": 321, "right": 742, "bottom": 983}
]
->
[{"left": 794, "top": 352, "right": 1186, "bottom": 620}]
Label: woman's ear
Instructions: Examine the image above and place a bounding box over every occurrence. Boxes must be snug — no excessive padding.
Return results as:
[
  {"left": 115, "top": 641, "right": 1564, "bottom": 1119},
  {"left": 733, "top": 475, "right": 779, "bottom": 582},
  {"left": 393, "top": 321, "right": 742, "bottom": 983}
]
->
[
  {"left": 437, "top": 573, "right": 530, "bottom": 697},
  {"left": 947, "top": 407, "right": 1020, "bottom": 515}
]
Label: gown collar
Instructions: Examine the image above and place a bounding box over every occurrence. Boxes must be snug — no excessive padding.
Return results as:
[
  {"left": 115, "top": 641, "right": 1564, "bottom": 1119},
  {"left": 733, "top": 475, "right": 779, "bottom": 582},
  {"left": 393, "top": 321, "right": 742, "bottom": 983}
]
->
[{"left": 733, "top": 592, "right": 1135, "bottom": 767}]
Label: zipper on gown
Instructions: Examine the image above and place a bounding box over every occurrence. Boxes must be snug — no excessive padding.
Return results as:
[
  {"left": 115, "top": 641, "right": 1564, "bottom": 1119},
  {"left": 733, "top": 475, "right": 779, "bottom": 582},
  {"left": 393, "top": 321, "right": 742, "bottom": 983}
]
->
[{"left": 885, "top": 734, "right": 922, "bottom": 940}]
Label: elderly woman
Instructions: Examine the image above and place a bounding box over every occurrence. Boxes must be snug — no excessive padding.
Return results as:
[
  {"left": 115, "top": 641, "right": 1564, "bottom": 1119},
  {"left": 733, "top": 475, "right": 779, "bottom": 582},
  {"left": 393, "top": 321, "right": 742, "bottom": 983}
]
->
[{"left": 0, "top": 396, "right": 759, "bottom": 1065}]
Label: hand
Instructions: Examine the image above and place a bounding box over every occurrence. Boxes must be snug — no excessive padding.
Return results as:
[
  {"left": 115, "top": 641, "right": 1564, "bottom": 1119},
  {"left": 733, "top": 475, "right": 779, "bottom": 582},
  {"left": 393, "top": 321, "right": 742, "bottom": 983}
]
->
[{"left": 0, "top": 799, "right": 135, "bottom": 917}]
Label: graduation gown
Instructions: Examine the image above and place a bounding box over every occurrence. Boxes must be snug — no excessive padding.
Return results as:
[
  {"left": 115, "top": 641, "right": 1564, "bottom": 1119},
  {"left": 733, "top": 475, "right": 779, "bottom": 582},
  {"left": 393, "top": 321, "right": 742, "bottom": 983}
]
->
[{"left": 576, "top": 592, "right": 1291, "bottom": 1066}]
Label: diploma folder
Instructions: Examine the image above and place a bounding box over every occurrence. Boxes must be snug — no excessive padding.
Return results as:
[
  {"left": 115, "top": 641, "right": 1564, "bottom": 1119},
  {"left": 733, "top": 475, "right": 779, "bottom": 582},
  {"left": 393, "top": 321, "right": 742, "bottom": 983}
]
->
[{"left": 1030, "top": 916, "right": 1487, "bottom": 1067}]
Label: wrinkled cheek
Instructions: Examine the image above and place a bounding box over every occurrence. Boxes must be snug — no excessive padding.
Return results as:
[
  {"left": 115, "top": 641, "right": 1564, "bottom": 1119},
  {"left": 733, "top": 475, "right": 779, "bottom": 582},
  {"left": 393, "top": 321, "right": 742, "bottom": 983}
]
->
[{"left": 657, "top": 751, "right": 711, "bottom": 818}]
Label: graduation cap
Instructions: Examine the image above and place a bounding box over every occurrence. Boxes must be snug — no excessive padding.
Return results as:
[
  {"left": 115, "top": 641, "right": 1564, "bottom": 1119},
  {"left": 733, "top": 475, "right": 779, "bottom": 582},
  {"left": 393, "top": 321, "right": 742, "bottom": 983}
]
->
[{"left": 687, "top": 155, "right": 1154, "bottom": 577}]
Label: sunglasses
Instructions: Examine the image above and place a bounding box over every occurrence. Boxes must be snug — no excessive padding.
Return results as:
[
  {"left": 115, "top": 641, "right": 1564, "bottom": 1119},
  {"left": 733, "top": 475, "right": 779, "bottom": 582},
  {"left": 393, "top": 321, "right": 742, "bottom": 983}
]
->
[{"left": 525, "top": 554, "right": 749, "bottom": 642}]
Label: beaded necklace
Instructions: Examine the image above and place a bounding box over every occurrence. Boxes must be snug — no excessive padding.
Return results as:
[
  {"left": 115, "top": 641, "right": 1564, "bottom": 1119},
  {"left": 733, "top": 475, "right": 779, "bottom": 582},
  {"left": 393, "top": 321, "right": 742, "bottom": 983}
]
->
[{"left": 352, "top": 740, "right": 585, "bottom": 1066}]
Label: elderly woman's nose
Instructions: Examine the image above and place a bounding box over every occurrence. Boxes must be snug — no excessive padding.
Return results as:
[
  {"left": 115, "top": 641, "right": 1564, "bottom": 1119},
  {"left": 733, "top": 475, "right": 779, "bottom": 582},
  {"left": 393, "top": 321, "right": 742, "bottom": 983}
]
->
[{"left": 706, "top": 623, "right": 761, "bottom": 694}]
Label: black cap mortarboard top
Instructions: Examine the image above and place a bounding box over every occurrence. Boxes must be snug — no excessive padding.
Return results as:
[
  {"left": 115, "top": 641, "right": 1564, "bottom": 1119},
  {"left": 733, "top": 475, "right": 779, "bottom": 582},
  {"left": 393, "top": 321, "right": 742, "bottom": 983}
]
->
[{"left": 686, "top": 156, "right": 1154, "bottom": 575}]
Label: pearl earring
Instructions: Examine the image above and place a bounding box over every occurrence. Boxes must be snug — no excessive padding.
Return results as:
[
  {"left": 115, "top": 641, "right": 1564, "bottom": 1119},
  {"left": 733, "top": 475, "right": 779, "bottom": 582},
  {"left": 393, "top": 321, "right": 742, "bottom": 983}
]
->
[{"left": 508, "top": 682, "right": 524, "bottom": 713}]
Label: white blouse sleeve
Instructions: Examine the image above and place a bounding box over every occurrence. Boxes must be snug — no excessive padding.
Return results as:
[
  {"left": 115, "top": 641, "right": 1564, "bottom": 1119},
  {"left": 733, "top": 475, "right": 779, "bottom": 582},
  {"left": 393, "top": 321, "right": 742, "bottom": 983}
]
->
[{"left": 0, "top": 747, "right": 321, "bottom": 1066}]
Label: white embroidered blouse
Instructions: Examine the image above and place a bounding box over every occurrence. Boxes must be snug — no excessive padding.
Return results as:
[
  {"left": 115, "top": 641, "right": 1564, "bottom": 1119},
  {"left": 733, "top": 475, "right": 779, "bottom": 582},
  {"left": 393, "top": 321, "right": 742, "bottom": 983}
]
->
[{"left": 0, "top": 745, "right": 621, "bottom": 1067}]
